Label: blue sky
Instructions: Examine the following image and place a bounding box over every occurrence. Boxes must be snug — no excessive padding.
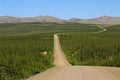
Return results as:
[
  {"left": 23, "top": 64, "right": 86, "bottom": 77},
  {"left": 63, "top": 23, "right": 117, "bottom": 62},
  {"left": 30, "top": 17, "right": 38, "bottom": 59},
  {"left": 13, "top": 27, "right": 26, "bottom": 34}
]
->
[{"left": 0, "top": 0, "right": 120, "bottom": 19}]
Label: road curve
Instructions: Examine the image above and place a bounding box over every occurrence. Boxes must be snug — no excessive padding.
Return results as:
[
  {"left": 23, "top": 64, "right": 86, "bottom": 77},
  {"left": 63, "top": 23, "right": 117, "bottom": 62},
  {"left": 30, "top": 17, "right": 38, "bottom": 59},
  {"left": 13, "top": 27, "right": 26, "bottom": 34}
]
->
[
  {"left": 27, "top": 33, "right": 120, "bottom": 80},
  {"left": 95, "top": 26, "right": 106, "bottom": 33},
  {"left": 92, "top": 26, "right": 107, "bottom": 34}
]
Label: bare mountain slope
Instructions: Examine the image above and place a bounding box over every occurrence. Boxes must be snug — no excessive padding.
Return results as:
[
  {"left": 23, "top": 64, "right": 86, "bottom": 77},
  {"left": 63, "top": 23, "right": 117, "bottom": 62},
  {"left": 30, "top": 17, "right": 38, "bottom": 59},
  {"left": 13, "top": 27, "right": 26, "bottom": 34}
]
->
[
  {"left": 68, "top": 16, "right": 120, "bottom": 24},
  {"left": 0, "top": 16, "right": 20, "bottom": 23},
  {"left": 0, "top": 16, "right": 63, "bottom": 23},
  {"left": 33, "top": 16, "right": 62, "bottom": 22}
]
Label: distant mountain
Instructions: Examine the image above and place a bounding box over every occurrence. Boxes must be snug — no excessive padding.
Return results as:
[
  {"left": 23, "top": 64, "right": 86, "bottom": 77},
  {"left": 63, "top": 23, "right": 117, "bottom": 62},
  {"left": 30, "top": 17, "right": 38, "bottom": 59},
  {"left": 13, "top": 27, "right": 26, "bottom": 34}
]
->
[
  {"left": 67, "top": 18, "right": 82, "bottom": 23},
  {"left": 68, "top": 16, "right": 120, "bottom": 24},
  {"left": 0, "top": 16, "right": 63, "bottom": 23},
  {"left": 20, "top": 16, "right": 63, "bottom": 23},
  {"left": 0, "top": 15, "right": 120, "bottom": 24},
  {"left": 0, "top": 16, "right": 20, "bottom": 23}
]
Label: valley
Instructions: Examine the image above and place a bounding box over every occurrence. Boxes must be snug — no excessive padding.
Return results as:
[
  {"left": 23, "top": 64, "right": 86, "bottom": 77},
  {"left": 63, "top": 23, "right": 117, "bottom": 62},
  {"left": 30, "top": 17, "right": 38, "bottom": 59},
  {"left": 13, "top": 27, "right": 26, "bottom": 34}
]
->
[{"left": 0, "top": 23, "right": 120, "bottom": 80}]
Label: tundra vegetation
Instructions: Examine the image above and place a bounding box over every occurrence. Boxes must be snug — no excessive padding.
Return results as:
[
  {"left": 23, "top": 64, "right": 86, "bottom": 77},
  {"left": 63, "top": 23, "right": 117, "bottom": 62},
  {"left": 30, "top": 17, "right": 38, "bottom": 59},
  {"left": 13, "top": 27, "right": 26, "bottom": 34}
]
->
[
  {"left": 60, "top": 25, "right": 120, "bottom": 67},
  {"left": 0, "top": 23, "right": 119, "bottom": 80}
]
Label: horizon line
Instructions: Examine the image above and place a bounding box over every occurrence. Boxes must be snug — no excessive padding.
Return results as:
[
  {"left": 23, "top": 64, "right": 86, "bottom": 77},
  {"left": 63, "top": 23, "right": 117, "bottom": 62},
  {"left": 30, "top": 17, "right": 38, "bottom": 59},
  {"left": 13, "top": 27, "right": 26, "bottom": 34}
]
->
[{"left": 0, "top": 15, "right": 120, "bottom": 20}]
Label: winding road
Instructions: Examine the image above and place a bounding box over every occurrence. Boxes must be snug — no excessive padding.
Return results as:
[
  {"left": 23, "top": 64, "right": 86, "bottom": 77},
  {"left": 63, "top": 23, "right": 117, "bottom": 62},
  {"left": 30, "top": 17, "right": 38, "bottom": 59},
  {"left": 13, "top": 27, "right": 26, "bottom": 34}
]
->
[
  {"left": 27, "top": 26, "right": 120, "bottom": 80},
  {"left": 93, "top": 26, "right": 107, "bottom": 33}
]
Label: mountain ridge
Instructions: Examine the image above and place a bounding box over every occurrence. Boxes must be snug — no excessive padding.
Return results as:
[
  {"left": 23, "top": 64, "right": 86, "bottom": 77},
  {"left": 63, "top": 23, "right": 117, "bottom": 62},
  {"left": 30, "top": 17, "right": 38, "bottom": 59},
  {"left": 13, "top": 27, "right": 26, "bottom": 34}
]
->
[{"left": 0, "top": 15, "right": 120, "bottom": 24}]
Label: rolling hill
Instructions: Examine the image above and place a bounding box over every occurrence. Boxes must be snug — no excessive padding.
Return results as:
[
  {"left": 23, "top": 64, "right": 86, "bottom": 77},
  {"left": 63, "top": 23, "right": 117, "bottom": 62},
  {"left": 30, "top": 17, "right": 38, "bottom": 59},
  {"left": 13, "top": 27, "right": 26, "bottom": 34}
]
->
[{"left": 0, "top": 16, "right": 63, "bottom": 23}]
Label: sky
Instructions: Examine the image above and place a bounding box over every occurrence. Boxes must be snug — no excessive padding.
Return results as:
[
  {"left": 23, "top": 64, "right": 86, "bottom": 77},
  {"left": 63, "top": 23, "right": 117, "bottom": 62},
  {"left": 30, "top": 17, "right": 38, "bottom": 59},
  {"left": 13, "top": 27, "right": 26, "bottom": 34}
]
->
[{"left": 0, "top": 0, "right": 120, "bottom": 19}]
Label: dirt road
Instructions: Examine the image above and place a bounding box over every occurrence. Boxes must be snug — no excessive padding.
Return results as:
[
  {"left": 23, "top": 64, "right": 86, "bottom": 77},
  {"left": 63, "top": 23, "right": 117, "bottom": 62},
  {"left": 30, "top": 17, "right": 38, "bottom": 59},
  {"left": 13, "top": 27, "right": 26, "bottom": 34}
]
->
[
  {"left": 95, "top": 26, "right": 106, "bottom": 33},
  {"left": 91, "top": 25, "right": 107, "bottom": 34},
  {"left": 27, "top": 34, "right": 120, "bottom": 80},
  {"left": 54, "top": 34, "right": 71, "bottom": 66},
  {"left": 28, "top": 66, "right": 120, "bottom": 80}
]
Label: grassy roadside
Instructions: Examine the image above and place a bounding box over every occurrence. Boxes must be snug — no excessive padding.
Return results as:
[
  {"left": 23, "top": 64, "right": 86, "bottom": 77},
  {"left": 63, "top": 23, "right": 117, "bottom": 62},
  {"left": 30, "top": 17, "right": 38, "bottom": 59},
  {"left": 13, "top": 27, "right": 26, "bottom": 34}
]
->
[
  {"left": 0, "top": 34, "right": 54, "bottom": 80},
  {"left": 60, "top": 25, "right": 120, "bottom": 67}
]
